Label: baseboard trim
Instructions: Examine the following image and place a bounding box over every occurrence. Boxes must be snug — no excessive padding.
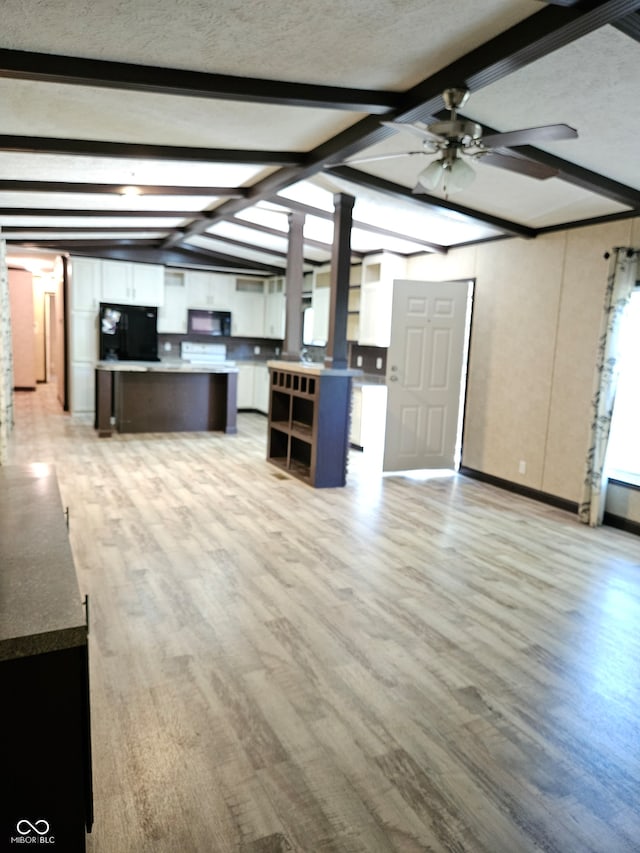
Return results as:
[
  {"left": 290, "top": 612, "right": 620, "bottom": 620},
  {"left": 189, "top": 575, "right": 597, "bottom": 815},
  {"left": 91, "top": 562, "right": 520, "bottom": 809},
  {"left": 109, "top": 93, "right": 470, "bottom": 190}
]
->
[
  {"left": 459, "top": 466, "right": 578, "bottom": 514},
  {"left": 602, "top": 512, "right": 640, "bottom": 537}
]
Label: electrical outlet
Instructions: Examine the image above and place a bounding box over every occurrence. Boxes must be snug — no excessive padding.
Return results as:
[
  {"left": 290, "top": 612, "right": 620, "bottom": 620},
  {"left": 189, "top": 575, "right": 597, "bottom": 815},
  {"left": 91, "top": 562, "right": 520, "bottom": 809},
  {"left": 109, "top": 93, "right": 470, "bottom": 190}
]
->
[
  {"left": 356, "top": 355, "right": 363, "bottom": 367},
  {"left": 519, "top": 460, "right": 526, "bottom": 474},
  {"left": 163, "top": 342, "right": 171, "bottom": 352},
  {"left": 254, "top": 345, "right": 261, "bottom": 355},
  {"left": 375, "top": 357, "right": 383, "bottom": 370}
]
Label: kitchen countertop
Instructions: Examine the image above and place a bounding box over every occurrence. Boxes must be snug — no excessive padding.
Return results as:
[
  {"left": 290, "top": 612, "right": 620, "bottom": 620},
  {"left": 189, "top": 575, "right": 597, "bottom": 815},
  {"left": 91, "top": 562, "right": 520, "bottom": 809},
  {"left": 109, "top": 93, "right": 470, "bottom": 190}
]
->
[
  {"left": 267, "top": 359, "right": 362, "bottom": 377},
  {"left": 96, "top": 359, "right": 238, "bottom": 373},
  {"left": 0, "top": 464, "right": 87, "bottom": 662}
]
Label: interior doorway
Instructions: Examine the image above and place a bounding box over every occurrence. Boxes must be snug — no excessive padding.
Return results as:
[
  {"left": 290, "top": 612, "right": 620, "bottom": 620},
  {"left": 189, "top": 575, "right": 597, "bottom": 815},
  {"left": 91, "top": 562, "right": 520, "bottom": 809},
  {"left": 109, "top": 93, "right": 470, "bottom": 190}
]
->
[
  {"left": 383, "top": 278, "right": 473, "bottom": 473},
  {"left": 45, "top": 291, "right": 57, "bottom": 382}
]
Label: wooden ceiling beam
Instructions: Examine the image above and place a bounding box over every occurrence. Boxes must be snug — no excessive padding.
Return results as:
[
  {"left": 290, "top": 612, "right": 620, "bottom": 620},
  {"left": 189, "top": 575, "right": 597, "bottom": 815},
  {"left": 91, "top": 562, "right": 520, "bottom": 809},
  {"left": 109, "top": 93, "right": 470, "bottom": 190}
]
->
[
  {"left": 0, "top": 180, "right": 247, "bottom": 197},
  {"left": 0, "top": 135, "right": 306, "bottom": 166},
  {"left": 0, "top": 208, "right": 206, "bottom": 218},
  {"left": 0, "top": 48, "right": 397, "bottom": 114},
  {"left": 10, "top": 240, "right": 285, "bottom": 274},
  {"left": 1, "top": 226, "right": 172, "bottom": 234},
  {"left": 613, "top": 8, "right": 640, "bottom": 39}
]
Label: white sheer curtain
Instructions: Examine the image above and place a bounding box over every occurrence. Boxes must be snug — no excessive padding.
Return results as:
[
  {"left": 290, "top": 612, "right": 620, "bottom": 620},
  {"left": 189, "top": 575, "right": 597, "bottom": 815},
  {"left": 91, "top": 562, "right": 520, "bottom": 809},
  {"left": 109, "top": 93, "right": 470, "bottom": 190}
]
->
[{"left": 579, "top": 247, "right": 639, "bottom": 526}]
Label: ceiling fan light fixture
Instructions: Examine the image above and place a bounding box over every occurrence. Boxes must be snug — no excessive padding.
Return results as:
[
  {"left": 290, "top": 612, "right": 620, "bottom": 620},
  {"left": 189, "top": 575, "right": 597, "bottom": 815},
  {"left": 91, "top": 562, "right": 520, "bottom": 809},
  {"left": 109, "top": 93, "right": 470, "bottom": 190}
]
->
[
  {"left": 418, "top": 153, "right": 475, "bottom": 195},
  {"left": 447, "top": 156, "right": 475, "bottom": 192},
  {"left": 417, "top": 159, "right": 446, "bottom": 191}
]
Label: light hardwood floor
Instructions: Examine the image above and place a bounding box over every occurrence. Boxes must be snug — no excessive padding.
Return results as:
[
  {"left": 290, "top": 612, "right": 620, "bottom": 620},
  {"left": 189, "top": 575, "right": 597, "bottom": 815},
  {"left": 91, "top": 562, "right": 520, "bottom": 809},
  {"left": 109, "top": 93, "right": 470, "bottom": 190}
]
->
[{"left": 7, "top": 384, "right": 640, "bottom": 853}]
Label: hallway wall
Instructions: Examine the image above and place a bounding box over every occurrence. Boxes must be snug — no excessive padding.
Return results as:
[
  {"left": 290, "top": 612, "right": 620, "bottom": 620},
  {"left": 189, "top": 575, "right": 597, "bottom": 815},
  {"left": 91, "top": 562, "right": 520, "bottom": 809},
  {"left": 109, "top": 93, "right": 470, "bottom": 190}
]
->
[{"left": 0, "top": 236, "right": 14, "bottom": 463}]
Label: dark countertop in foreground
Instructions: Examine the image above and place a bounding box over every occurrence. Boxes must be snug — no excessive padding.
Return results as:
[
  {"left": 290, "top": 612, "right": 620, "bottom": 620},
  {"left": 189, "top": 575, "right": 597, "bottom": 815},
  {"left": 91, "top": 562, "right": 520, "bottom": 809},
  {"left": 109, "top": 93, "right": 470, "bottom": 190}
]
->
[{"left": 0, "top": 464, "right": 86, "bottom": 662}]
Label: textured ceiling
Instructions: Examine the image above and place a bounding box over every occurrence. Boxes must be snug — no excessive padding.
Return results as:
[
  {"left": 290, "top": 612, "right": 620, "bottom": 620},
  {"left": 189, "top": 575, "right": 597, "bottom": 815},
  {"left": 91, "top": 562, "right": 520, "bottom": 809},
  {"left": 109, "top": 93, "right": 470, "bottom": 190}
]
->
[
  {"left": 2, "top": 0, "right": 539, "bottom": 86},
  {"left": 1, "top": 0, "right": 639, "bottom": 273}
]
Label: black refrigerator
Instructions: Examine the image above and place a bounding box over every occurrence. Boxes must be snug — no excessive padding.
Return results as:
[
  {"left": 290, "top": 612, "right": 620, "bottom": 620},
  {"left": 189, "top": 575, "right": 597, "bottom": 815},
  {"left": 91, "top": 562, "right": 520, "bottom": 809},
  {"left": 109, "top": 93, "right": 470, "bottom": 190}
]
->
[{"left": 99, "top": 303, "right": 159, "bottom": 361}]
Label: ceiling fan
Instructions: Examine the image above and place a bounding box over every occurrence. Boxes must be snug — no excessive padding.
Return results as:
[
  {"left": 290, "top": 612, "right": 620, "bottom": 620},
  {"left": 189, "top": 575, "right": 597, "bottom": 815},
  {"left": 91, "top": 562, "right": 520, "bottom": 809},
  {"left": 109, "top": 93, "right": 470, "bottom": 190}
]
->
[{"left": 342, "top": 87, "right": 578, "bottom": 196}]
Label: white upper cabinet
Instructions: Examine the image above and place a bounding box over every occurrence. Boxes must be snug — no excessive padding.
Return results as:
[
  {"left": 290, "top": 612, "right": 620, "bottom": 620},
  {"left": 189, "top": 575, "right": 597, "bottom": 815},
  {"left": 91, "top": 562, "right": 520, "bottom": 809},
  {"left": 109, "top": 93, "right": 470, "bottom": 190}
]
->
[
  {"left": 231, "top": 278, "right": 265, "bottom": 337},
  {"left": 310, "top": 267, "right": 331, "bottom": 345},
  {"left": 358, "top": 253, "right": 407, "bottom": 347},
  {"left": 185, "top": 270, "right": 215, "bottom": 307},
  {"left": 157, "top": 270, "right": 187, "bottom": 333},
  {"left": 100, "top": 260, "right": 132, "bottom": 303},
  {"left": 101, "top": 260, "right": 164, "bottom": 306},
  {"left": 69, "top": 257, "right": 102, "bottom": 312},
  {"left": 185, "top": 271, "right": 235, "bottom": 310},
  {"left": 132, "top": 263, "right": 165, "bottom": 306},
  {"left": 264, "top": 277, "right": 285, "bottom": 339}
]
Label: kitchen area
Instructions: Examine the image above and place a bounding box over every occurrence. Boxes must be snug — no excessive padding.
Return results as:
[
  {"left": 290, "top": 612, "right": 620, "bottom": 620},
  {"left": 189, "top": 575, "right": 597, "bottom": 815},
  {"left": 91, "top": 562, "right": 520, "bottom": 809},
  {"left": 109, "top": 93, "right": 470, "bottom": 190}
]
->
[{"left": 66, "top": 254, "right": 390, "bottom": 459}]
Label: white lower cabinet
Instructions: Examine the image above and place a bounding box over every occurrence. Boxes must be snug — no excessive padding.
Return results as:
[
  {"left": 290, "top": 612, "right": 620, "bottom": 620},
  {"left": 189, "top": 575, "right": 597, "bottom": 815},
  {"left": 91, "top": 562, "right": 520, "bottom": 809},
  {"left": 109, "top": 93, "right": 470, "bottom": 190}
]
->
[
  {"left": 236, "top": 362, "right": 269, "bottom": 412},
  {"left": 237, "top": 363, "right": 255, "bottom": 409},
  {"left": 70, "top": 363, "right": 95, "bottom": 415},
  {"left": 253, "top": 364, "right": 269, "bottom": 414},
  {"left": 69, "top": 256, "right": 101, "bottom": 414}
]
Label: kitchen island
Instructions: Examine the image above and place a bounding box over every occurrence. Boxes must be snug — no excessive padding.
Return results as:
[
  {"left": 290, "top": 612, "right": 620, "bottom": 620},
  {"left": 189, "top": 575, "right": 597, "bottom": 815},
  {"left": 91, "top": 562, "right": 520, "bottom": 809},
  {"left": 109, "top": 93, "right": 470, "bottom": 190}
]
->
[
  {"left": 95, "top": 360, "right": 238, "bottom": 436},
  {"left": 266, "top": 360, "right": 360, "bottom": 487},
  {"left": 0, "top": 464, "right": 92, "bottom": 851}
]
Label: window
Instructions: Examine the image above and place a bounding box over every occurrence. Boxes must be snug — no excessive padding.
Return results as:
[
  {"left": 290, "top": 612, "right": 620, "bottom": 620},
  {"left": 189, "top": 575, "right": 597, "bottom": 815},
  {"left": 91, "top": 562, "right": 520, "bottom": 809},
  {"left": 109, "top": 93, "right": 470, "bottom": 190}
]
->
[{"left": 606, "top": 287, "right": 640, "bottom": 484}]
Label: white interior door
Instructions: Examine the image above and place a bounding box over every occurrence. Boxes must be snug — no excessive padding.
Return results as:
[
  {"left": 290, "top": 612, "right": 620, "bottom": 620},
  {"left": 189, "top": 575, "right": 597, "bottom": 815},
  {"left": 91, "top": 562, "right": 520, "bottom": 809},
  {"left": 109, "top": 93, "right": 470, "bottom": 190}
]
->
[{"left": 383, "top": 279, "right": 472, "bottom": 472}]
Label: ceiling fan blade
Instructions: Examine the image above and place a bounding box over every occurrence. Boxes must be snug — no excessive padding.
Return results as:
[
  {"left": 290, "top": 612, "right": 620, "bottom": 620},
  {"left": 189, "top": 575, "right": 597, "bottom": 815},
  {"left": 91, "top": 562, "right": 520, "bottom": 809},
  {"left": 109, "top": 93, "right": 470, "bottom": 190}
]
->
[
  {"left": 381, "top": 120, "right": 442, "bottom": 143},
  {"left": 481, "top": 123, "right": 578, "bottom": 149},
  {"left": 479, "top": 151, "right": 559, "bottom": 180},
  {"left": 330, "top": 150, "right": 429, "bottom": 167}
]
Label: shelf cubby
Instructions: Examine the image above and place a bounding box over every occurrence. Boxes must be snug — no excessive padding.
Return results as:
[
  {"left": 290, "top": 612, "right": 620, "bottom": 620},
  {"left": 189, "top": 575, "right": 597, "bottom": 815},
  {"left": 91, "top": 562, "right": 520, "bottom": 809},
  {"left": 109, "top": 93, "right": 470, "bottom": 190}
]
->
[{"left": 267, "top": 365, "right": 352, "bottom": 488}]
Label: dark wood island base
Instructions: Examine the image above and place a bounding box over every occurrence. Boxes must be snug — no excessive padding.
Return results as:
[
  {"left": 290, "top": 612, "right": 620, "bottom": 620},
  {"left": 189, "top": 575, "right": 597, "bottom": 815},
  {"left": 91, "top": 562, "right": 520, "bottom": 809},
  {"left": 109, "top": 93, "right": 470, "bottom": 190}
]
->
[{"left": 95, "top": 364, "right": 238, "bottom": 436}]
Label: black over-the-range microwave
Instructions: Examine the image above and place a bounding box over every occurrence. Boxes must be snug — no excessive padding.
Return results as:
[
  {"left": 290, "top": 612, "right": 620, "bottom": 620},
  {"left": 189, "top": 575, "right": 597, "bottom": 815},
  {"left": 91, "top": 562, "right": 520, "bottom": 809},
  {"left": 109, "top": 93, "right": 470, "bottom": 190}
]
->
[{"left": 187, "top": 309, "right": 232, "bottom": 337}]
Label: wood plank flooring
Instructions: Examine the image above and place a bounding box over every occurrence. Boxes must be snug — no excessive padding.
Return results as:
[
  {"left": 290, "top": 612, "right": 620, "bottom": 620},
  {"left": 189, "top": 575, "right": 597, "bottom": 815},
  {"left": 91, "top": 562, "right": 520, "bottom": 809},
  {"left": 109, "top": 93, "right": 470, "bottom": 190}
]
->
[{"left": 6, "top": 384, "right": 640, "bottom": 853}]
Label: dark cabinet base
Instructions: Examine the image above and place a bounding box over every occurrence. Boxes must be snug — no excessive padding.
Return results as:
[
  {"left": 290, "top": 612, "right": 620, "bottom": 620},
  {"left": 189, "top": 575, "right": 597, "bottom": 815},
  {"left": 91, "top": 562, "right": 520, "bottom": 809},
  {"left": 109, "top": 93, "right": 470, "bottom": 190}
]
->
[
  {"left": 1, "top": 646, "right": 92, "bottom": 852},
  {"left": 95, "top": 368, "right": 238, "bottom": 435}
]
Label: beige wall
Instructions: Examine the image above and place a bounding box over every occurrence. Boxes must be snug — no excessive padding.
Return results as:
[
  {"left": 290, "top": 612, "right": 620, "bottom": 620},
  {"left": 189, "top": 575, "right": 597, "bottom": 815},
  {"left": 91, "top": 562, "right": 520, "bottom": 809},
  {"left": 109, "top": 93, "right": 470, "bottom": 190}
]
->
[
  {"left": 0, "top": 238, "right": 14, "bottom": 463},
  {"left": 8, "top": 268, "right": 36, "bottom": 390},
  {"left": 406, "top": 217, "right": 639, "bottom": 509}
]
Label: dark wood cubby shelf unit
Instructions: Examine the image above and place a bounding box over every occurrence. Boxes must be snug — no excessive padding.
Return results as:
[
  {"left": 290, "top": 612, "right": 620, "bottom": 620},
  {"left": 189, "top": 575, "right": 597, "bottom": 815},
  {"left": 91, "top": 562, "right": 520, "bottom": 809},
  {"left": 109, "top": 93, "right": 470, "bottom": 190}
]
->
[{"left": 267, "top": 366, "right": 353, "bottom": 488}]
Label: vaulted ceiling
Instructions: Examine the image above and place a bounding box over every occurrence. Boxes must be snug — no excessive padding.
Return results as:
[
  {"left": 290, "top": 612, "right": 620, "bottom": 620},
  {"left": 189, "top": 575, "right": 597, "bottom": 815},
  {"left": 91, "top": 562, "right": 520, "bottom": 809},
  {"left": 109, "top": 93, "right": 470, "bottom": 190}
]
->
[{"left": 2, "top": 0, "right": 639, "bottom": 275}]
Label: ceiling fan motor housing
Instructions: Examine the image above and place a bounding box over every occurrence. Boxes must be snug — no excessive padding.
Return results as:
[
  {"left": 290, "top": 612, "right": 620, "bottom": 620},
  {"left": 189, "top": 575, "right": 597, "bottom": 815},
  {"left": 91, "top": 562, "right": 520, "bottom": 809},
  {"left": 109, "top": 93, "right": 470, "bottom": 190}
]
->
[
  {"left": 427, "top": 119, "right": 483, "bottom": 146},
  {"left": 442, "top": 87, "right": 470, "bottom": 111}
]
